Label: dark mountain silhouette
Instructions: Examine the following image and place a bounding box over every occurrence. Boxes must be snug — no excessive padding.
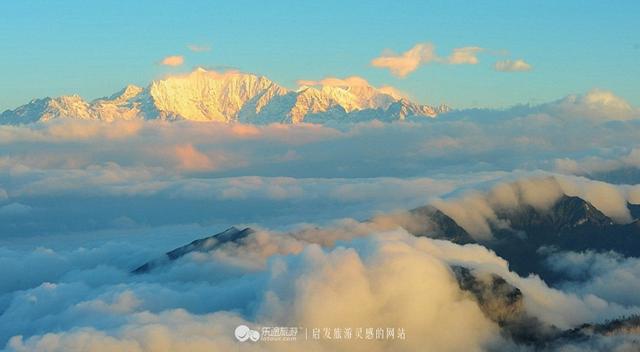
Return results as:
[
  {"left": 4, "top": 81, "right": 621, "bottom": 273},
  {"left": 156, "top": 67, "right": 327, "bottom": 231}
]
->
[
  {"left": 411, "top": 195, "right": 640, "bottom": 283},
  {"left": 132, "top": 227, "right": 254, "bottom": 274}
]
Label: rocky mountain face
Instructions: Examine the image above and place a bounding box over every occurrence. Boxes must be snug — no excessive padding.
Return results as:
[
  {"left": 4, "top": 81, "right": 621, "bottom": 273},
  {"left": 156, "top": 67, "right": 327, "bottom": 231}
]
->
[
  {"left": 410, "top": 195, "right": 640, "bottom": 283},
  {"left": 410, "top": 205, "right": 476, "bottom": 244},
  {"left": 0, "top": 68, "right": 449, "bottom": 124},
  {"left": 453, "top": 266, "right": 559, "bottom": 346},
  {"left": 454, "top": 266, "right": 640, "bottom": 348}
]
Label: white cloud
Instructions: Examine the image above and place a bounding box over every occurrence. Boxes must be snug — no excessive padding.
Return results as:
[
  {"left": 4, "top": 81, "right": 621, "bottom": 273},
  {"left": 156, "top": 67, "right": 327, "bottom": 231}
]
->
[
  {"left": 546, "top": 250, "right": 640, "bottom": 307},
  {"left": 494, "top": 59, "right": 532, "bottom": 72},
  {"left": 549, "top": 89, "right": 636, "bottom": 121}
]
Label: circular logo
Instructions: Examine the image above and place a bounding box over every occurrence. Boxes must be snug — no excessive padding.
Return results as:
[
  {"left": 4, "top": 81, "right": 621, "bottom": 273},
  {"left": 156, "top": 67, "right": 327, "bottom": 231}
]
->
[
  {"left": 249, "top": 329, "right": 260, "bottom": 342},
  {"left": 235, "top": 325, "right": 260, "bottom": 342},
  {"left": 235, "top": 325, "right": 251, "bottom": 342}
]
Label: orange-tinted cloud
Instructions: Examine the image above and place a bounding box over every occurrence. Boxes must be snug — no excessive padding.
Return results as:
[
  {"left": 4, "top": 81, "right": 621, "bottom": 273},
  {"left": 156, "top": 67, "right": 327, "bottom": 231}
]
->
[
  {"left": 173, "top": 143, "right": 214, "bottom": 171},
  {"left": 160, "top": 55, "right": 185, "bottom": 67},
  {"left": 231, "top": 124, "right": 261, "bottom": 137},
  {"left": 447, "top": 47, "right": 484, "bottom": 64},
  {"left": 371, "top": 43, "right": 437, "bottom": 78},
  {"left": 372, "top": 43, "right": 486, "bottom": 77}
]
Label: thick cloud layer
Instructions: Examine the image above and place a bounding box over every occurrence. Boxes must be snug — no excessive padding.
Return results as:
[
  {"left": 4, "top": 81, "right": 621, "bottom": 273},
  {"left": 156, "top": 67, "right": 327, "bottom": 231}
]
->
[
  {"left": 2, "top": 90, "right": 640, "bottom": 351},
  {"left": 3, "top": 225, "right": 640, "bottom": 351},
  {"left": 0, "top": 91, "right": 639, "bottom": 237}
]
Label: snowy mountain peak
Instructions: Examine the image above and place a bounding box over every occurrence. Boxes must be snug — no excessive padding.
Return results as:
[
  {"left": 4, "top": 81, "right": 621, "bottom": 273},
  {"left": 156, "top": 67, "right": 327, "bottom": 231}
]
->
[
  {"left": 104, "top": 85, "right": 144, "bottom": 102},
  {"left": 146, "top": 68, "right": 290, "bottom": 122},
  {"left": 0, "top": 68, "right": 450, "bottom": 125},
  {"left": 297, "top": 77, "right": 401, "bottom": 111}
]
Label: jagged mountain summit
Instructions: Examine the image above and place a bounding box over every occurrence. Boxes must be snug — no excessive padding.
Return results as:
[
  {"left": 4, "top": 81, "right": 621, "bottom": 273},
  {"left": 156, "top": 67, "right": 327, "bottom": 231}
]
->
[{"left": 0, "top": 68, "right": 449, "bottom": 125}]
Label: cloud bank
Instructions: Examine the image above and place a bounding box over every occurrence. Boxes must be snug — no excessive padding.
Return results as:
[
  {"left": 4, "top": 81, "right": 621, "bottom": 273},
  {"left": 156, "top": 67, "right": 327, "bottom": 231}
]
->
[
  {"left": 3, "top": 223, "right": 640, "bottom": 351},
  {"left": 0, "top": 89, "right": 638, "bottom": 237}
]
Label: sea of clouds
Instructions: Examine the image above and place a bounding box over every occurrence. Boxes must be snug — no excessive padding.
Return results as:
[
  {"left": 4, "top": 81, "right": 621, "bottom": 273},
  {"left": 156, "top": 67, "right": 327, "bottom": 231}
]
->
[{"left": 1, "top": 89, "right": 640, "bottom": 351}]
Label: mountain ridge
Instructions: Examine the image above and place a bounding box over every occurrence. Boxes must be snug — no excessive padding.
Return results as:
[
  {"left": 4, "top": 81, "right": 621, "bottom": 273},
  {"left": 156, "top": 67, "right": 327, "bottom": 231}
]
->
[
  {"left": 410, "top": 194, "right": 640, "bottom": 282},
  {"left": 132, "top": 226, "right": 254, "bottom": 274},
  {"left": 0, "top": 68, "right": 449, "bottom": 125}
]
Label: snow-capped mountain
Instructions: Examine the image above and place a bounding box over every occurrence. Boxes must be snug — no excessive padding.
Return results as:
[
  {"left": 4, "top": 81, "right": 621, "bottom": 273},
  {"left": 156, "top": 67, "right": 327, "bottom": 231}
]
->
[{"left": 0, "top": 68, "right": 449, "bottom": 124}]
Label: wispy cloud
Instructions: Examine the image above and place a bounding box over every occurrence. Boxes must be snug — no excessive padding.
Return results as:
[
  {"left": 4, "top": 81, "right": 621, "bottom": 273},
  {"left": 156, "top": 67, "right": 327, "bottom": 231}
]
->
[
  {"left": 160, "top": 55, "right": 185, "bottom": 67},
  {"left": 371, "top": 43, "right": 485, "bottom": 77},
  {"left": 371, "top": 43, "right": 438, "bottom": 78},
  {"left": 494, "top": 59, "right": 532, "bottom": 72},
  {"left": 187, "top": 44, "right": 211, "bottom": 52},
  {"left": 447, "top": 46, "right": 484, "bottom": 64}
]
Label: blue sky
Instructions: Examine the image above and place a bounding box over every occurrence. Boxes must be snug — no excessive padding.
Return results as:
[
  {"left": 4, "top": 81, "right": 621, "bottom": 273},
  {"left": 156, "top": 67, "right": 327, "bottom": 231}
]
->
[{"left": 0, "top": 0, "right": 638, "bottom": 110}]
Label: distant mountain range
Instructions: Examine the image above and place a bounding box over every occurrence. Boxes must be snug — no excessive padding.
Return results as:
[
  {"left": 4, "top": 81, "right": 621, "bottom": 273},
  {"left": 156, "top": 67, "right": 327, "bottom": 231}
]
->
[{"left": 0, "top": 68, "right": 449, "bottom": 125}]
